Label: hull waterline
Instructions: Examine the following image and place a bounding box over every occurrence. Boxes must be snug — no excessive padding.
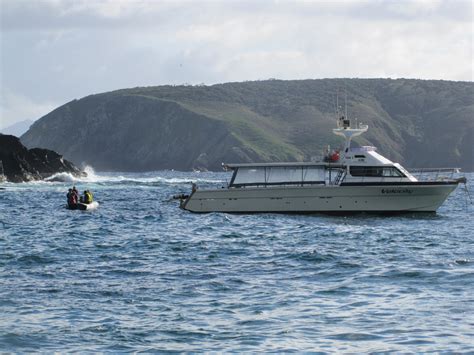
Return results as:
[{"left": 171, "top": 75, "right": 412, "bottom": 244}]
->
[
  {"left": 67, "top": 201, "right": 99, "bottom": 210},
  {"left": 181, "top": 183, "right": 458, "bottom": 213}
]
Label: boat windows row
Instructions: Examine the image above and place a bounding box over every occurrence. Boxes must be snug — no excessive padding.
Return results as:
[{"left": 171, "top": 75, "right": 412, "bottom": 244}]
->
[
  {"left": 230, "top": 166, "right": 342, "bottom": 187},
  {"left": 229, "top": 165, "right": 406, "bottom": 187},
  {"left": 349, "top": 166, "right": 405, "bottom": 177},
  {"left": 230, "top": 167, "right": 325, "bottom": 186}
]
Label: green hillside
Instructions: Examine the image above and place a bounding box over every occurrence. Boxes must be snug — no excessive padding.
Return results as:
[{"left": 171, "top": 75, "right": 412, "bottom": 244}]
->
[{"left": 21, "top": 79, "right": 474, "bottom": 171}]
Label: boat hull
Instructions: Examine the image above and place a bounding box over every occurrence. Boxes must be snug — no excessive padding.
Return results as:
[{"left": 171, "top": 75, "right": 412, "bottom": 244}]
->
[
  {"left": 181, "top": 182, "right": 458, "bottom": 213},
  {"left": 67, "top": 201, "right": 99, "bottom": 210}
]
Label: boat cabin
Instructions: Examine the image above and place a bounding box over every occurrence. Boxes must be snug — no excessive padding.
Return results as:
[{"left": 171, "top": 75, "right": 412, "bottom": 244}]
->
[
  {"left": 223, "top": 117, "right": 418, "bottom": 188},
  {"left": 341, "top": 146, "right": 417, "bottom": 182},
  {"left": 224, "top": 146, "right": 417, "bottom": 188}
]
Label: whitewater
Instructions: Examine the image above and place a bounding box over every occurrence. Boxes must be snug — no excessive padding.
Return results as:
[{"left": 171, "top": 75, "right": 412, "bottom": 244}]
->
[{"left": 1, "top": 169, "right": 473, "bottom": 352}]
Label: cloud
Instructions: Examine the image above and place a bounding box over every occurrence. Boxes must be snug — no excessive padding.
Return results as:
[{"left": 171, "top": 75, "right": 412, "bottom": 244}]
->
[
  {"left": 1, "top": 0, "right": 187, "bottom": 31},
  {"left": 0, "top": 89, "right": 58, "bottom": 128},
  {"left": 0, "top": 0, "right": 472, "bottom": 127},
  {"left": 2, "top": 0, "right": 471, "bottom": 31}
]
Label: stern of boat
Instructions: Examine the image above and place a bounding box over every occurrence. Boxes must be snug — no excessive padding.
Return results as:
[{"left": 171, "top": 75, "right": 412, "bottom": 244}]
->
[{"left": 178, "top": 183, "right": 197, "bottom": 211}]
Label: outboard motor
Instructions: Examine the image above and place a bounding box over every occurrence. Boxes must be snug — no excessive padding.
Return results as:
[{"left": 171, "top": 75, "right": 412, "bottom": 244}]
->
[{"left": 172, "top": 193, "right": 189, "bottom": 200}]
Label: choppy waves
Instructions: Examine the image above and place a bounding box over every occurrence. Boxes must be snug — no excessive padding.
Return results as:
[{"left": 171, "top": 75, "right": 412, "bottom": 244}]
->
[{"left": 0, "top": 171, "right": 473, "bottom": 352}]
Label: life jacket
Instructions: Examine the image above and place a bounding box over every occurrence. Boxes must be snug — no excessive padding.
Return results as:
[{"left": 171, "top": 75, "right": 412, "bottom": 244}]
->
[
  {"left": 85, "top": 191, "right": 93, "bottom": 203},
  {"left": 330, "top": 151, "right": 340, "bottom": 162}
]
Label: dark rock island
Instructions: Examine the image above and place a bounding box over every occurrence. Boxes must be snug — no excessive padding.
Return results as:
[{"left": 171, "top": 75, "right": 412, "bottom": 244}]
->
[
  {"left": 0, "top": 134, "right": 84, "bottom": 182},
  {"left": 20, "top": 79, "right": 474, "bottom": 172}
]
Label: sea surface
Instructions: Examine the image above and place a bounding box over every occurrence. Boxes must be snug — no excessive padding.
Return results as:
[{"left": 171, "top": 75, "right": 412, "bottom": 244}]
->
[{"left": 1, "top": 170, "right": 473, "bottom": 352}]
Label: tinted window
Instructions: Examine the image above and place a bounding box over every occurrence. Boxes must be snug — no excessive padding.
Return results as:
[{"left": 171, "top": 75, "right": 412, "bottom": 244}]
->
[
  {"left": 382, "top": 167, "right": 404, "bottom": 177},
  {"left": 350, "top": 166, "right": 404, "bottom": 177}
]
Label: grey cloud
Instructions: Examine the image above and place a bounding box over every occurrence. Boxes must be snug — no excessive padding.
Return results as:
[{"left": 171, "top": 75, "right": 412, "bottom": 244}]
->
[
  {"left": 1, "top": 0, "right": 181, "bottom": 31},
  {"left": 346, "top": 0, "right": 472, "bottom": 23},
  {"left": 2, "top": 0, "right": 471, "bottom": 33},
  {"left": 0, "top": 0, "right": 472, "bottom": 127}
]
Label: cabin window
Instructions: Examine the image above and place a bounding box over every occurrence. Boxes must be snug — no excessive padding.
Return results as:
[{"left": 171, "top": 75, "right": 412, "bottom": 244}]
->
[
  {"left": 382, "top": 167, "right": 404, "bottom": 177},
  {"left": 232, "top": 168, "right": 266, "bottom": 185},
  {"left": 231, "top": 166, "right": 326, "bottom": 186},
  {"left": 350, "top": 166, "right": 380, "bottom": 177},
  {"left": 354, "top": 155, "right": 366, "bottom": 158},
  {"left": 266, "top": 167, "right": 301, "bottom": 183},
  {"left": 350, "top": 166, "right": 404, "bottom": 177},
  {"left": 303, "top": 167, "right": 326, "bottom": 182}
]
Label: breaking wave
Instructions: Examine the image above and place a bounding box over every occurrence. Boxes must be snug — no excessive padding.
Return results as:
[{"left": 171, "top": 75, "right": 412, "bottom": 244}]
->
[
  {"left": 44, "top": 172, "right": 80, "bottom": 183},
  {"left": 44, "top": 166, "right": 227, "bottom": 186}
]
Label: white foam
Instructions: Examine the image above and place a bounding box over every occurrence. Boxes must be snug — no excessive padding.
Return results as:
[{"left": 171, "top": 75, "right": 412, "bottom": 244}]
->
[
  {"left": 43, "top": 165, "right": 99, "bottom": 183},
  {"left": 71, "top": 166, "right": 224, "bottom": 184},
  {"left": 44, "top": 172, "right": 80, "bottom": 183},
  {"left": 5, "top": 165, "right": 227, "bottom": 187}
]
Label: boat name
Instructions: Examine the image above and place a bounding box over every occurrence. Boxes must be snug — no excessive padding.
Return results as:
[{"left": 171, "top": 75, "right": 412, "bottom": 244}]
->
[{"left": 381, "top": 188, "right": 413, "bottom": 194}]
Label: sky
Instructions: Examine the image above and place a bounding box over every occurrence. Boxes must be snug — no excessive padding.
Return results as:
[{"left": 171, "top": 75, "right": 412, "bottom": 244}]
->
[{"left": 0, "top": 0, "right": 473, "bottom": 129}]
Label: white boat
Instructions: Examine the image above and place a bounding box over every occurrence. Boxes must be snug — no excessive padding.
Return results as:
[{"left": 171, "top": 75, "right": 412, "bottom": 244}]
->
[{"left": 180, "top": 115, "right": 466, "bottom": 213}]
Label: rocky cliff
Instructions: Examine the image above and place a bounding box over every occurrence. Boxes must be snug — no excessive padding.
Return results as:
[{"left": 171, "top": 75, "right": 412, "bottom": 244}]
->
[
  {"left": 0, "top": 134, "right": 84, "bottom": 182},
  {"left": 21, "top": 79, "right": 474, "bottom": 171}
]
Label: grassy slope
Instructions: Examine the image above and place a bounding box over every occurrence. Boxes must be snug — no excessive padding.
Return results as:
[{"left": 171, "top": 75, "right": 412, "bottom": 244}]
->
[
  {"left": 114, "top": 79, "right": 431, "bottom": 164},
  {"left": 124, "top": 93, "right": 305, "bottom": 162},
  {"left": 23, "top": 79, "right": 474, "bottom": 171}
]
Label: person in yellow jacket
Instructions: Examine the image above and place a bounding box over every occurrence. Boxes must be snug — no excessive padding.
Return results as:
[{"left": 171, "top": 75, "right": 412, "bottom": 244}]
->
[{"left": 81, "top": 190, "right": 93, "bottom": 204}]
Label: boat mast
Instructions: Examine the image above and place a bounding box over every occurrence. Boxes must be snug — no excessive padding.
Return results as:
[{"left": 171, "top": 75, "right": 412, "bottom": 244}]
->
[
  {"left": 332, "top": 92, "right": 368, "bottom": 156},
  {"left": 344, "top": 87, "right": 348, "bottom": 120}
]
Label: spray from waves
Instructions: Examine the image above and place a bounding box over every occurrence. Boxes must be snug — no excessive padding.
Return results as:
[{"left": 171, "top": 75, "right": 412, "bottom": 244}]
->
[
  {"left": 44, "top": 166, "right": 100, "bottom": 183},
  {"left": 45, "top": 166, "right": 225, "bottom": 186},
  {"left": 44, "top": 172, "right": 82, "bottom": 183}
]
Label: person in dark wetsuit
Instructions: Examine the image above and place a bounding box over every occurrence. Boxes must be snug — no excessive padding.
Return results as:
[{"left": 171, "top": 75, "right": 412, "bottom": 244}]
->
[
  {"left": 72, "top": 186, "right": 79, "bottom": 199},
  {"left": 66, "top": 188, "right": 72, "bottom": 204}
]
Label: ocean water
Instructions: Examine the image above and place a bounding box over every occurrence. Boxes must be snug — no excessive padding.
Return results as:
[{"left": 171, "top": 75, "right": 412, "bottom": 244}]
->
[{"left": 0, "top": 170, "right": 473, "bottom": 352}]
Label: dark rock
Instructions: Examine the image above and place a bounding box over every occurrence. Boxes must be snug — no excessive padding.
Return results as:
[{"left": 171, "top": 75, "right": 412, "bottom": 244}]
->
[{"left": 0, "top": 134, "right": 85, "bottom": 182}]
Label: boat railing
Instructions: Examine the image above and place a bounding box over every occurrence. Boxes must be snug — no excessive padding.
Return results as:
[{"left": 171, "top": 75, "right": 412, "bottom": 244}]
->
[
  {"left": 230, "top": 181, "right": 326, "bottom": 188},
  {"left": 408, "top": 168, "right": 461, "bottom": 182},
  {"left": 341, "top": 167, "right": 462, "bottom": 184},
  {"left": 228, "top": 167, "right": 462, "bottom": 187}
]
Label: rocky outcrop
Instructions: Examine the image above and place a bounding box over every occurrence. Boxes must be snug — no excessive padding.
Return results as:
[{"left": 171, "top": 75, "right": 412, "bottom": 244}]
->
[
  {"left": 0, "top": 134, "right": 84, "bottom": 182},
  {"left": 20, "top": 79, "right": 474, "bottom": 172}
]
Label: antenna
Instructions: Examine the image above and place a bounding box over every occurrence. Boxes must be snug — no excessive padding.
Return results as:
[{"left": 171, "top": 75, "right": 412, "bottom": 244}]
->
[
  {"left": 344, "top": 86, "right": 348, "bottom": 119},
  {"left": 335, "top": 89, "right": 340, "bottom": 128}
]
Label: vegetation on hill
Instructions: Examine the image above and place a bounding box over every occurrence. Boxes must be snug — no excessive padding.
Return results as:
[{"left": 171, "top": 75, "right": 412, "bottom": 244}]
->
[{"left": 21, "top": 79, "right": 474, "bottom": 171}]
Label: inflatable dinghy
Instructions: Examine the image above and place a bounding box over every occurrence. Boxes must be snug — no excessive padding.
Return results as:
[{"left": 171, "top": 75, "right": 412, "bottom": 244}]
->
[{"left": 67, "top": 201, "right": 99, "bottom": 210}]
